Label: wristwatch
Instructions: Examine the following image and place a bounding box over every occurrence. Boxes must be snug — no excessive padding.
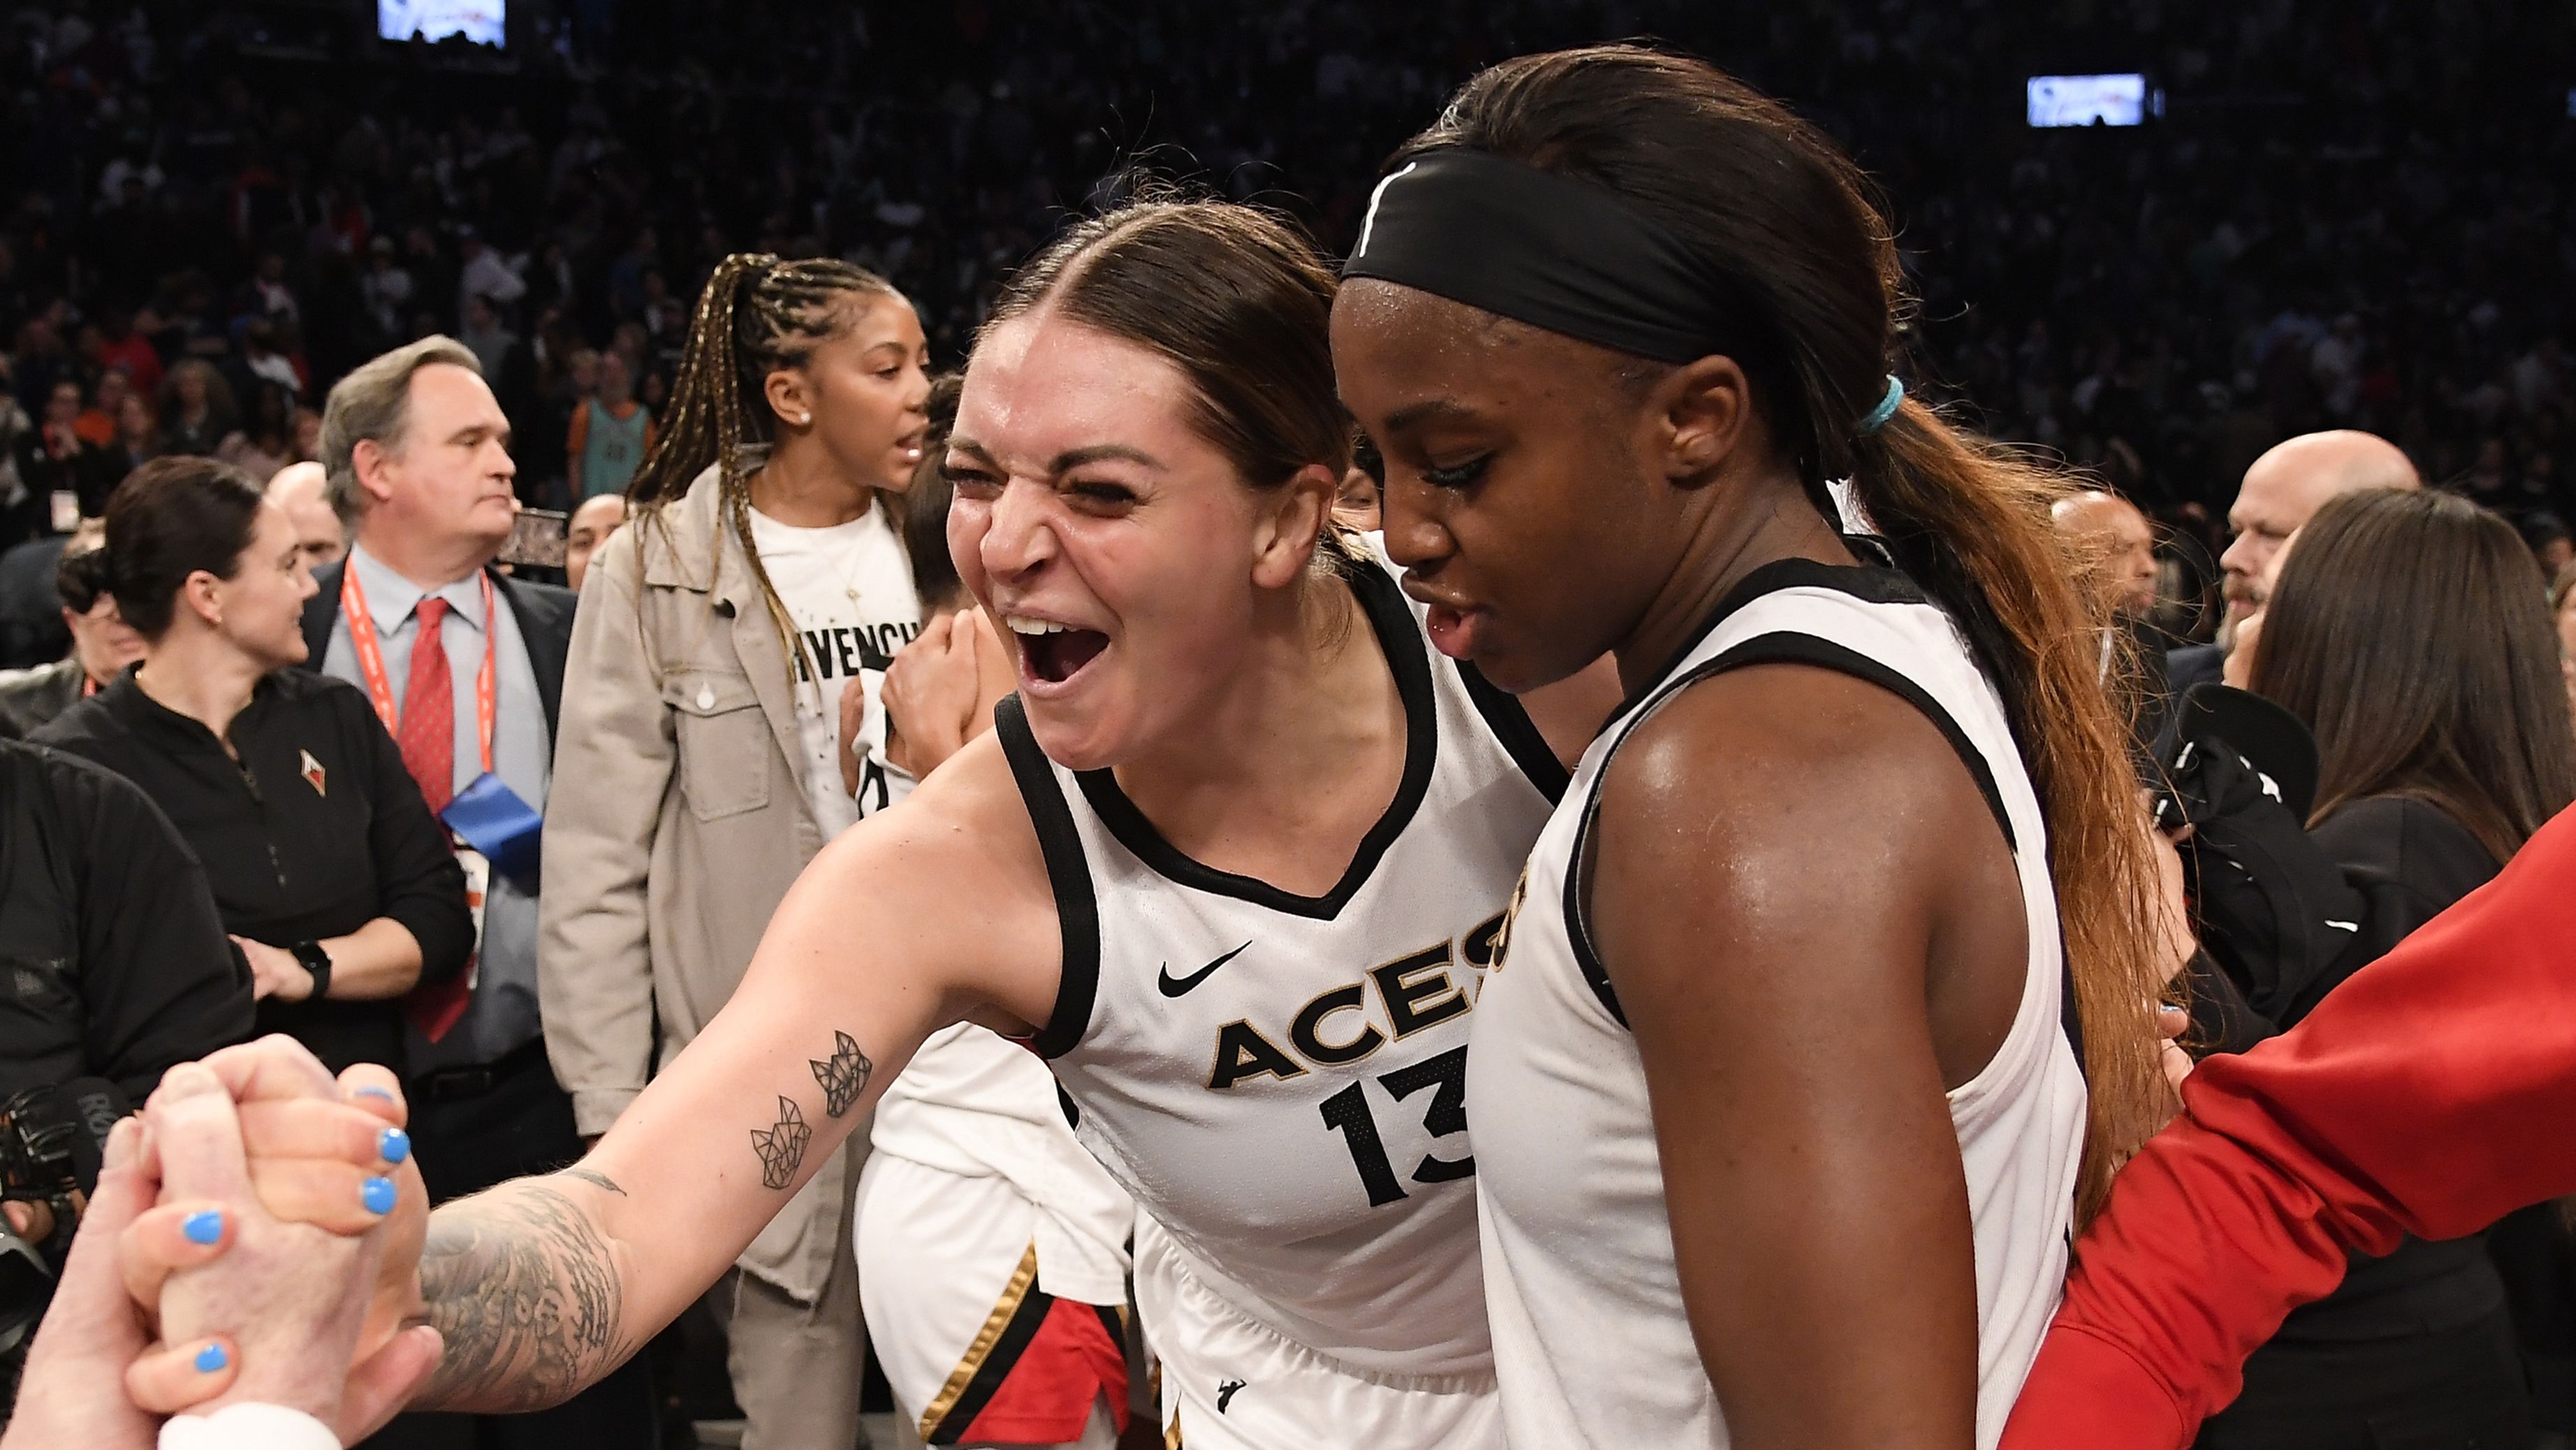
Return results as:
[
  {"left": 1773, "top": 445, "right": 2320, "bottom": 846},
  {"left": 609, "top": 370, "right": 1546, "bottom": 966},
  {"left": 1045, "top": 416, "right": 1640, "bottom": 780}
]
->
[{"left": 289, "top": 939, "right": 333, "bottom": 1001}]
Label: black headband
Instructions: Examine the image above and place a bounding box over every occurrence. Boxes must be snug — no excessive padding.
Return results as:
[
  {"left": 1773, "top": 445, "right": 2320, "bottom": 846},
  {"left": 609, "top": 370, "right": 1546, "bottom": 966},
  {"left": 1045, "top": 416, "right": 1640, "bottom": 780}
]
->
[{"left": 1341, "top": 149, "right": 1753, "bottom": 365}]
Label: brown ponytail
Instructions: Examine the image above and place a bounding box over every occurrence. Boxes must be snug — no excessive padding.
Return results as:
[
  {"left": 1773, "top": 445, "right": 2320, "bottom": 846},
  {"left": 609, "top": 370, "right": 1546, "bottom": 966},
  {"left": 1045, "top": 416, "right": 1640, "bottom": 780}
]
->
[
  {"left": 1858, "top": 402, "right": 2169, "bottom": 1224},
  {"left": 1399, "top": 44, "right": 2164, "bottom": 1224},
  {"left": 629, "top": 253, "right": 899, "bottom": 687}
]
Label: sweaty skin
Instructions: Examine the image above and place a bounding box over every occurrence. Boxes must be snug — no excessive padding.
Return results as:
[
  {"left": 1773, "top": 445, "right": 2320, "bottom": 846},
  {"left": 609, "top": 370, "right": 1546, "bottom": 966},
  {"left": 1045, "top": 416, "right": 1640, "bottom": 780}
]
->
[{"left": 1335, "top": 278, "right": 2037, "bottom": 1450}]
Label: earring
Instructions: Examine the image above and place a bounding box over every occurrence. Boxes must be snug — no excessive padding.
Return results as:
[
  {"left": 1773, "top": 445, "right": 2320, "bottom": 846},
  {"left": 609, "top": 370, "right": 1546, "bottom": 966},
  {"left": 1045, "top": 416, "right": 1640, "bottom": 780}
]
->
[{"left": 794, "top": 412, "right": 812, "bottom": 425}]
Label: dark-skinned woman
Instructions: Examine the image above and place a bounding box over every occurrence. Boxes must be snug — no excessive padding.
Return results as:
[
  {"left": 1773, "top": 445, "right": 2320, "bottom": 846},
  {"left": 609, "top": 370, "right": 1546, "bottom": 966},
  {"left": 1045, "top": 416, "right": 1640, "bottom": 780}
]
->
[{"left": 1332, "top": 46, "right": 2171, "bottom": 1448}]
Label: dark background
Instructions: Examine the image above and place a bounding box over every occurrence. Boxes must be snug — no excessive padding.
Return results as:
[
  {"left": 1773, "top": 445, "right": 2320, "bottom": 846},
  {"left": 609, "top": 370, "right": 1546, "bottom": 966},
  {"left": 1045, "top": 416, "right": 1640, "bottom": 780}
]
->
[{"left": 6, "top": 0, "right": 2571, "bottom": 518}]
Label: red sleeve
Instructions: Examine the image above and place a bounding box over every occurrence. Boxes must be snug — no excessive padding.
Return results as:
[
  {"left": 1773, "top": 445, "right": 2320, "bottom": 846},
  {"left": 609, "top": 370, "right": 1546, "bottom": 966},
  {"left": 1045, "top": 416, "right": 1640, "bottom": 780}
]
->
[{"left": 2002, "top": 805, "right": 2576, "bottom": 1450}]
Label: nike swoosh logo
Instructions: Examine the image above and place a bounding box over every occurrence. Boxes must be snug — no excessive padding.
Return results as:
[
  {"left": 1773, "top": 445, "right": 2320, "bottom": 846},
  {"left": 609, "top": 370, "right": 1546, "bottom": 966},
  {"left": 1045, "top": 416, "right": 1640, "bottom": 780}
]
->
[{"left": 1158, "top": 941, "right": 1253, "bottom": 998}]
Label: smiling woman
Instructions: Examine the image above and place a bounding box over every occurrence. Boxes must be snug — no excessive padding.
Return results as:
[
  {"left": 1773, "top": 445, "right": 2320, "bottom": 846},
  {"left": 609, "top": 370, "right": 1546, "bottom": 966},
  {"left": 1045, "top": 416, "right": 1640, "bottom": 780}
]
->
[
  {"left": 165, "top": 198, "right": 1591, "bottom": 1450},
  {"left": 32, "top": 456, "right": 472, "bottom": 1078}
]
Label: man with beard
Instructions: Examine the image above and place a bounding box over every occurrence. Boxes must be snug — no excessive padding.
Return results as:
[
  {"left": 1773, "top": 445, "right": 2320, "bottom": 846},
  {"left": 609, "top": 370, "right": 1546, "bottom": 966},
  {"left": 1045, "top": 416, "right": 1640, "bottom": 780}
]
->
[{"left": 2169, "top": 430, "right": 2418, "bottom": 695}]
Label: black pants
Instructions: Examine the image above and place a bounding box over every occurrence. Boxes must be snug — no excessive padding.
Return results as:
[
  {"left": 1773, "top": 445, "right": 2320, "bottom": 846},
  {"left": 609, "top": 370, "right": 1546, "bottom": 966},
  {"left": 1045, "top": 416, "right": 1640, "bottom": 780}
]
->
[
  {"left": 2197, "top": 1308, "right": 2536, "bottom": 1450},
  {"left": 359, "top": 1043, "right": 659, "bottom": 1450}
]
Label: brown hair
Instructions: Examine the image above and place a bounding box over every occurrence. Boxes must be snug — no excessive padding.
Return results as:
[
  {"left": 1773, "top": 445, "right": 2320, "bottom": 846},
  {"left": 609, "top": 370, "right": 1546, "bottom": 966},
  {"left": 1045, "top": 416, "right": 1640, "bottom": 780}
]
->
[
  {"left": 627, "top": 254, "right": 901, "bottom": 679},
  {"left": 1398, "top": 45, "right": 2164, "bottom": 1223},
  {"left": 901, "top": 372, "right": 966, "bottom": 609},
  {"left": 982, "top": 198, "right": 1353, "bottom": 577},
  {"left": 101, "top": 456, "right": 268, "bottom": 639},
  {"left": 2250, "top": 488, "right": 2576, "bottom": 864}
]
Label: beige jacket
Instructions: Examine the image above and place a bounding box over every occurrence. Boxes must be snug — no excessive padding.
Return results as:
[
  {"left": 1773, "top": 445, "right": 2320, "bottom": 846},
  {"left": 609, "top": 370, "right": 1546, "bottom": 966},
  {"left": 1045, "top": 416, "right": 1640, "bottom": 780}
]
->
[{"left": 539, "top": 467, "right": 845, "bottom": 1300}]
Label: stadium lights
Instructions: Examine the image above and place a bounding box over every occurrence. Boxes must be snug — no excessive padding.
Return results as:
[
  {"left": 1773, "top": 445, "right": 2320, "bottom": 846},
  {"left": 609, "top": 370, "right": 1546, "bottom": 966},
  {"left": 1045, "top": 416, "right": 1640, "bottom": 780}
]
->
[
  {"left": 379, "top": 0, "right": 504, "bottom": 47},
  {"left": 2027, "top": 74, "right": 2163, "bottom": 128}
]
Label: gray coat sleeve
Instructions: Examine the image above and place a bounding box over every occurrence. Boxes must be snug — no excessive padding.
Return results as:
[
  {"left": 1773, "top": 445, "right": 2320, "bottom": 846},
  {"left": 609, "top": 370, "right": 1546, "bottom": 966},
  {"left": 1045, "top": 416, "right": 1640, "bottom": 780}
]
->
[{"left": 539, "top": 526, "right": 675, "bottom": 1136}]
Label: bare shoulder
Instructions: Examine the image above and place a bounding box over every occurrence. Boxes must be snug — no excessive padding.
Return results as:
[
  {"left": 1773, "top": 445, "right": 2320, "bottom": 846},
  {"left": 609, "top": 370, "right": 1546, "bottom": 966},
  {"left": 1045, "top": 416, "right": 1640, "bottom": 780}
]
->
[
  {"left": 787, "top": 729, "right": 1065, "bottom": 1033},
  {"left": 1599, "top": 662, "right": 1988, "bottom": 860},
  {"left": 1588, "top": 662, "right": 2006, "bottom": 1007}
]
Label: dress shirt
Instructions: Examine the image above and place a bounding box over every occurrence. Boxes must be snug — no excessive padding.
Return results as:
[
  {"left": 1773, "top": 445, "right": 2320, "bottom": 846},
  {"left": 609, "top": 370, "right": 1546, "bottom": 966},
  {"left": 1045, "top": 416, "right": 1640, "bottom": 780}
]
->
[{"left": 322, "top": 542, "right": 552, "bottom": 1071}]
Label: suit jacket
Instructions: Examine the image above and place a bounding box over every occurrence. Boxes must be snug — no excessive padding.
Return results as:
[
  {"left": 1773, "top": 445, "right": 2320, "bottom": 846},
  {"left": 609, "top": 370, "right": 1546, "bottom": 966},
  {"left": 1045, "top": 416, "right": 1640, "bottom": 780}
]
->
[
  {"left": 300, "top": 559, "right": 576, "bottom": 736},
  {"left": 0, "top": 657, "right": 85, "bottom": 739},
  {"left": 2167, "top": 641, "right": 2225, "bottom": 699}
]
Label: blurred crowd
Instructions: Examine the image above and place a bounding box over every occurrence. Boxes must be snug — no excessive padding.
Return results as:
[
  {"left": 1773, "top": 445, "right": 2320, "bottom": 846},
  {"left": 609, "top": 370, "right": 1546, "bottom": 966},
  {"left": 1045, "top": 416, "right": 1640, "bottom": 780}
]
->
[{"left": 2, "top": 0, "right": 2573, "bottom": 562}]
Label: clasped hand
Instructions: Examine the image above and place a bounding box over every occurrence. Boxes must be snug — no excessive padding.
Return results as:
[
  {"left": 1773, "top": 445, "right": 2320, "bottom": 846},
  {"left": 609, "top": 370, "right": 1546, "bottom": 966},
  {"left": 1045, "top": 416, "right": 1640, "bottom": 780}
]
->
[{"left": 0, "top": 1037, "right": 442, "bottom": 1450}]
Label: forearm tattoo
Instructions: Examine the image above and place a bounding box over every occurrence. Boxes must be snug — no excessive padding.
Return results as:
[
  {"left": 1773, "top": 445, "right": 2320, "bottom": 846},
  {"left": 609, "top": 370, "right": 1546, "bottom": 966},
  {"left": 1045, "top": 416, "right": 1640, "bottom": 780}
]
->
[
  {"left": 750, "top": 1096, "right": 811, "bottom": 1189},
  {"left": 414, "top": 1177, "right": 634, "bottom": 1413},
  {"left": 561, "top": 1167, "right": 628, "bottom": 1197},
  {"left": 810, "top": 1030, "right": 871, "bottom": 1117}
]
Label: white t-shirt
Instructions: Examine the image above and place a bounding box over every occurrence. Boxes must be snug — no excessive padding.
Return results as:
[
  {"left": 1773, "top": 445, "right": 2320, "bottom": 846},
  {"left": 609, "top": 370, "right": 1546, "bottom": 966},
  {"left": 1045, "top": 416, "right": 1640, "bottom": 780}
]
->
[{"left": 744, "top": 502, "right": 922, "bottom": 839}]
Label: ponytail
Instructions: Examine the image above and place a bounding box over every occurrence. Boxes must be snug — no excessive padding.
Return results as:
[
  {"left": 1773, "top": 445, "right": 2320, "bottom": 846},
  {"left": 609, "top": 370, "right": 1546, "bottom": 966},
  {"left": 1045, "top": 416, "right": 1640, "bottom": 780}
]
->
[
  {"left": 1855, "top": 400, "right": 2167, "bottom": 1224},
  {"left": 1402, "top": 43, "right": 2167, "bottom": 1226}
]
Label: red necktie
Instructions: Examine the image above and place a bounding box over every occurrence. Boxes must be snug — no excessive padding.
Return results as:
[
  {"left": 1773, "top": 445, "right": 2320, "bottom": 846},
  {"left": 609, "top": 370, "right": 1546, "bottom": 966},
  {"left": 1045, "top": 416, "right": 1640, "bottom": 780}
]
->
[{"left": 394, "top": 596, "right": 472, "bottom": 1040}]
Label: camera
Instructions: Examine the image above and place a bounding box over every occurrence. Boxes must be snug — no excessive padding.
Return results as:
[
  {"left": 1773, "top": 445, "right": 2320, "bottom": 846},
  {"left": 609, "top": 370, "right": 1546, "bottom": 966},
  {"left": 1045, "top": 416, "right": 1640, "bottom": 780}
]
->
[{"left": 0, "top": 1079, "right": 129, "bottom": 1355}]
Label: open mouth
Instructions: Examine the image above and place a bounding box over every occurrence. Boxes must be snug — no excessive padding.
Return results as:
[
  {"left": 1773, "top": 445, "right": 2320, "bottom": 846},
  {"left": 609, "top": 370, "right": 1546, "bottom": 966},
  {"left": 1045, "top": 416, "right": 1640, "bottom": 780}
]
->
[
  {"left": 1005, "top": 614, "right": 1109, "bottom": 685},
  {"left": 895, "top": 428, "right": 927, "bottom": 464}
]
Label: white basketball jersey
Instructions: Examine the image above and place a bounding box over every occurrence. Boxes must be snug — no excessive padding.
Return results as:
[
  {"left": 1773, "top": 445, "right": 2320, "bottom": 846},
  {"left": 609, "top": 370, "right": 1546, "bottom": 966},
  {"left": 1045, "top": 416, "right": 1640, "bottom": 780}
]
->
[
  {"left": 861, "top": 664, "right": 1137, "bottom": 1308},
  {"left": 1002, "top": 547, "right": 1563, "bottom": 1381},
  {"left": 1470, "top": 558, "right": 2088, "bottom": 1448}
]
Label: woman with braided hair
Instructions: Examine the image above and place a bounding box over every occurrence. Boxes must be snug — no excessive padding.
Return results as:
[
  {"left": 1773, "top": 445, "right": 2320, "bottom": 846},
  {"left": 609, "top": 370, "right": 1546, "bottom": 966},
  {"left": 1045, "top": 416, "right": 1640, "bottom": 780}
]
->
[{"left": 536, "top": 253, "right": 932, "bottom": 1450}]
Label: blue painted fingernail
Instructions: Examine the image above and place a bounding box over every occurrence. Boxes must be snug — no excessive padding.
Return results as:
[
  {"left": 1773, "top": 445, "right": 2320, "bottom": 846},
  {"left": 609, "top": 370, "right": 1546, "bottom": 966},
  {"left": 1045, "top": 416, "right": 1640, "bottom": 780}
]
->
[
  {"left": 195, "top": 1342, "right": 228, "bottom": 1373},
  {"left": 182, "top": 1210, "right": 223, "bottom": 1245},
  {"left": 353, "top": 1086, "right": 397, "bottom": 1103},
  {"left": 361, "top": 1176, "right": 398, "bottom": 1215},
  {"left": 377, "top": 1127, "right": 412, "bottom": 1164}
]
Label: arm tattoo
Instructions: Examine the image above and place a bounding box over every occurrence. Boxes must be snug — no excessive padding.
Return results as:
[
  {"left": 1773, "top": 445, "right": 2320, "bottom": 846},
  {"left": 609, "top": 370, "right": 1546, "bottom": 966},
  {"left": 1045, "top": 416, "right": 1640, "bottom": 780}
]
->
[
  {"left": 810, "top": 1030, "right": 871, "bottom": 1117},
  {"left": 562, "top": 1167, "right": 627, "bottom": 1197},
  {"left": 414, "top": 1180, "right": 634, "bottom": 1413},
  {"left": 750, "top": 1096, "right": 810, "bottom": 1189}
]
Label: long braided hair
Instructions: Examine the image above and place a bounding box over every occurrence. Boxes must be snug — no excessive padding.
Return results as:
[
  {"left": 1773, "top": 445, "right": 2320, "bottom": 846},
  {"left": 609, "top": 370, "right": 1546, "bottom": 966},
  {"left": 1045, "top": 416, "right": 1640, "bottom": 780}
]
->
[{"left": 628, "top": 253, "right": 901, "bottom": 683}]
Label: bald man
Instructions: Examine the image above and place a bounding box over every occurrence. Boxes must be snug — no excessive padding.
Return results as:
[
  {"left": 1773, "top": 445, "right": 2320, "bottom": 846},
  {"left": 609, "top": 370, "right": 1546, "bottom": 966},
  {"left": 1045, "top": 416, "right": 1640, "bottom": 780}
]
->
[
  {"left": 2053, "top": 489, "right": 2160, "bottom": 621},
  {"left": 2054, "top": 488, "right": 2173, "bottom": 749},
  {"left": 2171, "top": 430, "right": 2419, "bottom": 695},
  {"left": 265, "top": 461, "right": 348, "bottom": 570},
  {"left": 564, "top": 491, "right": 627, "bottom": 595}
]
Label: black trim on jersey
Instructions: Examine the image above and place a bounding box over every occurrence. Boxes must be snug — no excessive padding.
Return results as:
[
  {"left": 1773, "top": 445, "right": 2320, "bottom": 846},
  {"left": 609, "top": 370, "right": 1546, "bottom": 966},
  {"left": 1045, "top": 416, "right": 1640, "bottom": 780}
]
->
[
  {"left": 996, "top": 695, "right": 1105, "bottom": 1059},
  {"left": 1457, "top": 660, "right": 1570, "bottom": 804},
  {"left": 924, "top": 1271, "right": 1058, "bottom": 1445},
  {"left": 1070, "top": 562, "right": 1440, "bottom": 920},
  {"left": 1093, "top": 1302, "right": 1130, "bottom": 1363},
  {"left": 1566, "top": 630, "right": 2023, "bottom": 1031},
  {"left": 1603, "top": 551, "right": 1928, "bottom": 736}
]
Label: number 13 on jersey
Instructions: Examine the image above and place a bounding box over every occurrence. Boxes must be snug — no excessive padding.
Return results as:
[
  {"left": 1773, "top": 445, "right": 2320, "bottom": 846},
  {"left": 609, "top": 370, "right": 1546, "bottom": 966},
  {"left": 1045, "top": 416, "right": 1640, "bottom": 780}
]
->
[{"left": 1320, "top": 1045, "right": 1471, "bottom": 1207}]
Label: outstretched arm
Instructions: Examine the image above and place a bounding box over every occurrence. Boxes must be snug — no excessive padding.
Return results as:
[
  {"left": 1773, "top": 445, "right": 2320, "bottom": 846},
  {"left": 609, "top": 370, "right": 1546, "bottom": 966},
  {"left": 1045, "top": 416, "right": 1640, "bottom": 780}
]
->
[
  {"left": 128, "top": 737, "right": 1062, "bottom": 1421},
  {"left": 2001, "top": 804, "right": 2576, "bottom": 1450},
  {"left": 414, "top": 745, "right": 1058, "bottom": 1412}
]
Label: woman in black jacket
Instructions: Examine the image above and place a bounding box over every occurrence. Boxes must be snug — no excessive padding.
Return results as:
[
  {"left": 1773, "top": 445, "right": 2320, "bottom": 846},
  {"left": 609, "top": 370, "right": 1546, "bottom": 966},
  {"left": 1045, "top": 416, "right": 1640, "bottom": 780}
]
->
[
  {"left": 2199, "top": 486, "right": 2576, "bottom": 1450},
  {"left": 34, "top": 456, "right": 472, "bottom": 1077}
]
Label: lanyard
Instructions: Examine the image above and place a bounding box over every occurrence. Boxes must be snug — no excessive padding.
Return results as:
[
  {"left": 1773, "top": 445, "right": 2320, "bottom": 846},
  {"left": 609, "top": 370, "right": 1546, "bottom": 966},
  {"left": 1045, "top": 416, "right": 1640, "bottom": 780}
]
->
[{"left": 342, "top": 566, "right": 497, "bottom": 776}]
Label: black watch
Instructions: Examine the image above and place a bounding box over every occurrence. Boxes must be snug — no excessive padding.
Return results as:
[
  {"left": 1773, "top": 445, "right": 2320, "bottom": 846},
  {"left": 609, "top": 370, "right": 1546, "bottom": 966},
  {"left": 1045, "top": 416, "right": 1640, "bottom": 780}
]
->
[{"left": 290, "top": 939, "right": 333, "bottom": 1001}]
